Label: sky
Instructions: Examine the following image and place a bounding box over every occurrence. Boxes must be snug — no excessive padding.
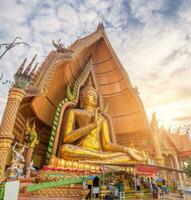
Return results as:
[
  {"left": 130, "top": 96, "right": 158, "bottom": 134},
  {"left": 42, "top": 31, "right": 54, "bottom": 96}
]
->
[{"left": 0, "top": 0, "right": 191, "bottom": 130}]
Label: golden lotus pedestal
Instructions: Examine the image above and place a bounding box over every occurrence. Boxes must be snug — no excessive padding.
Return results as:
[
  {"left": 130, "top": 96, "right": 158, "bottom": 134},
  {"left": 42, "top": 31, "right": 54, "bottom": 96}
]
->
[{"left": 49, "top": 156, "right": 101, "bottom": 173}]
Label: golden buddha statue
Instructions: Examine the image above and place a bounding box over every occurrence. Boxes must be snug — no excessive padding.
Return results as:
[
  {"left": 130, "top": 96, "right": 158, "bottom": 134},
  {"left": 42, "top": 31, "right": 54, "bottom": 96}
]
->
[{"left": 58, "top": 85, "right": 147, "bottom": 164}]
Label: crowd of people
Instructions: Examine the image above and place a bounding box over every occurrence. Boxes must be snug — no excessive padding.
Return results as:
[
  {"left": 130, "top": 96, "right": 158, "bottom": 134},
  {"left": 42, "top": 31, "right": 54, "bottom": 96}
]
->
[
  {"left": 102, "top": 171, "right": 179, "bottom": 199},
  {"left": 135, "top": 175, "right": 177, "bottom": 198}
]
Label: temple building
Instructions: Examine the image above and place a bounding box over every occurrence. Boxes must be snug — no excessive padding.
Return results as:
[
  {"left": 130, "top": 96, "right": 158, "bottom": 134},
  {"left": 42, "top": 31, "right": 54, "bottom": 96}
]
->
[
  {"left": 0, "top": 23, "right": 190, "bottom": 198},
  {"left": 8, "top": 23, "right": 151, "bottom": 168},
  {"left": 158, "top": 126, "right": 191, "bottom": 181}
]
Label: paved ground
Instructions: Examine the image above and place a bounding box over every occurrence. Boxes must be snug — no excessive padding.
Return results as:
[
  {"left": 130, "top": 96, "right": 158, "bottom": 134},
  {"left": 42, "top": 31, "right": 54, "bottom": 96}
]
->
[
  {"left": 161, "top": 193, "right": 184, "bottom": 200},
  {"left": 125, "top": 193, "right": 183, "bottom": 200}
]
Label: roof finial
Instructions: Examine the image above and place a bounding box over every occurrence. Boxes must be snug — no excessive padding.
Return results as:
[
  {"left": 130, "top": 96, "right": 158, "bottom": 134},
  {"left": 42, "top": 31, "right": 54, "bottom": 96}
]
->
[
  {"left": 97, "top": 22, "right": 105, "bottom": 31},
  {"left": 52, "top": 39, "right": 73, "bottom": 53}
]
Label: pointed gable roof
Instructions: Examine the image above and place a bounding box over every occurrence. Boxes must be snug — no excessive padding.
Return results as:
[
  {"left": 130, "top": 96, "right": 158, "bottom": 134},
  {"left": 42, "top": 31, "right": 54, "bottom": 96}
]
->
[
  {"left": 25, "top": 23, "right": 150, "bottom": 145},
  {"left": 161, "top": 129, "right": 191, "bottom": 158}
]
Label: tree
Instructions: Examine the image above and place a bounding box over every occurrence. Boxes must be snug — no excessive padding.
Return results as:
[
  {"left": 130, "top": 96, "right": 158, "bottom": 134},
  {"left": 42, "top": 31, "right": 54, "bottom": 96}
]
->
[
  {"left": 0, "top": 37, "right": 30, "bottom": 59},
  {"left": 0, "top": 37, "right": 30, "bottom": 87},
  {"left": 184, "top": 158, "right": 191, "bottom": 177}
]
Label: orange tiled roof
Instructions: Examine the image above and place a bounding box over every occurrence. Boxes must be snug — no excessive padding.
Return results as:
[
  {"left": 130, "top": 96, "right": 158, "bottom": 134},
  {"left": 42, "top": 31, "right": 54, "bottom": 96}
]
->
[{"left": 170, "top": 133, "right": 191, "bottom": 152}]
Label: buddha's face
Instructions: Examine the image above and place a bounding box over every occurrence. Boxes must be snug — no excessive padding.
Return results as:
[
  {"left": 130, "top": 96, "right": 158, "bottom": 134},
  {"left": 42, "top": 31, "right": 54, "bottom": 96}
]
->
[{"left": 83, "top": 89, "right": 98, "bottom": 108}]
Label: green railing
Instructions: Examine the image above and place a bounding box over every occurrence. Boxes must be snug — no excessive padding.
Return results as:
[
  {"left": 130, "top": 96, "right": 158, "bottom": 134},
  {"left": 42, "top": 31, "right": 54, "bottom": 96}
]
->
[{"left": 26, "top": 176, "right": 88, "bottom": 192}]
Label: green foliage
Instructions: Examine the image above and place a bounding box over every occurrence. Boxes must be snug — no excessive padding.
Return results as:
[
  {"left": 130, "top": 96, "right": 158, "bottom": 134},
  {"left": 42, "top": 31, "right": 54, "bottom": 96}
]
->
[
  {"left": 184, "top": 158, "right": 191, "bottom": 177},
  {"left": 0, "top": 184, "right": 5, "bottom": 200}
]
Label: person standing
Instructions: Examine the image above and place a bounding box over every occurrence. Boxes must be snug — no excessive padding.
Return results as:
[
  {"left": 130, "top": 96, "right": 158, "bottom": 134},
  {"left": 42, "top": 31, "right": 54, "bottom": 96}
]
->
[
  {"left": 136, "top": 175, "right": 141, "bottom": 191},
  {"left": 147, "top": 178, "right": 153, "bottom": 194}
]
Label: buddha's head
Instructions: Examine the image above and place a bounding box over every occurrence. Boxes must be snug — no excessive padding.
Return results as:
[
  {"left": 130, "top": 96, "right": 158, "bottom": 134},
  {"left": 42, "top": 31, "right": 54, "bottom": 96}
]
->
[{"left": 80, "top": 86, "right": 98, "bottom": 108}]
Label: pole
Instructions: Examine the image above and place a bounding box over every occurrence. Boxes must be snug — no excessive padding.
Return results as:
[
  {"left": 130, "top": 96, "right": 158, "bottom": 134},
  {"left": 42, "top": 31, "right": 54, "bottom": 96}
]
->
[
  {"left": 134, "top": 170, "right": 137, "bottom": 191},
  {"left": 100, "top": 164, "right": 105, "bottom": 185}
]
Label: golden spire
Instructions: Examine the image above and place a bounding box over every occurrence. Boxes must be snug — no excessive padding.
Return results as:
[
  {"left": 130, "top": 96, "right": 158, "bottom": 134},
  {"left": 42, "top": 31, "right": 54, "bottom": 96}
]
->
[{"left": 150, "top": 112, "right": 158, "bottom": 131}]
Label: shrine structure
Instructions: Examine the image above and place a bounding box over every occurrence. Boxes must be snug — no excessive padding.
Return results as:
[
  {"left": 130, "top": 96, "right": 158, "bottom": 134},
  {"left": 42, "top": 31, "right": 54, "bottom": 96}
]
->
[{"left": 0, "top": 23, "right": 189, "bottom": 198}]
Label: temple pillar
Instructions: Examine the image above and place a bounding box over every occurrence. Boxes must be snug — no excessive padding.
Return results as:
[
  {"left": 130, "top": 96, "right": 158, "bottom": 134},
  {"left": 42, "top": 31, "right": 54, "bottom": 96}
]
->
[
  {"left": 180, "top": 160, "right": 186, "bottom": 182},
  {"left": 151, "top": 132, "right": 164, "bottom": 166},
  {"left": 174, "top": 155, "right": 183, "bottom": 186},
  {"left": 0, "top": 88, "right": 25, "bottom": 180},
  {"left": 150, "top": 113, "right": 164, "bottom": 166},
  {"left": 169, "top": 155, "right": 174, "bottom": 168},
  {"left": 151, "top": 131, "right": 166, "bottom": 179}
]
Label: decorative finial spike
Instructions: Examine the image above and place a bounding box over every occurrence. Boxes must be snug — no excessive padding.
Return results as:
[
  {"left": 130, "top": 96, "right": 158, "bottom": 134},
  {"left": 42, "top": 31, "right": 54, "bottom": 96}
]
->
[
  {"left": 16, "top": 58, "right": 27, "bottom": 75},
  {"left": 29, "top": 62, "right": 38, "bottom": 79},
  {"left": 24, "top": 54, "right": 37, "bottom": 75}
]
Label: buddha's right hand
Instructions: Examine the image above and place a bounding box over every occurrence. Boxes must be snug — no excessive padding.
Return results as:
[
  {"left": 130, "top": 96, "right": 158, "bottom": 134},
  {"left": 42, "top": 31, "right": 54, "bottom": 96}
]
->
[{"left": 93, "top": 108, "right": 102, "bottom": 128}]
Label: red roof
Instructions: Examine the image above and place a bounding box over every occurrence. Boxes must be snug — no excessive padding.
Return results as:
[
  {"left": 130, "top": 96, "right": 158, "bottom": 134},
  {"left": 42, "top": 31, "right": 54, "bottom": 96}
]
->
[{"left": 163, "top": 130, "right": 191, "bottom": 158}]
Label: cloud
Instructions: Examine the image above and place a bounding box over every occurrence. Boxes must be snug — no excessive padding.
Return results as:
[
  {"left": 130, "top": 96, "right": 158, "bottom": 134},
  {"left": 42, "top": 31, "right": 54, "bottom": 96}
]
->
[
  {"left": 173, "top": 116, "right": 191, "bottom": 122},
  {"left": 0, "top": 0, "right": 191, "bottom": 127}
]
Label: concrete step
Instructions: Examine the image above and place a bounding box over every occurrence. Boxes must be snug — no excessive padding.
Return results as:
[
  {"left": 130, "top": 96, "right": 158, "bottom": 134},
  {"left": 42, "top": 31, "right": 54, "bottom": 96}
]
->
[{"left": 19, "top": 194, "right": 82, "bottom": 200}]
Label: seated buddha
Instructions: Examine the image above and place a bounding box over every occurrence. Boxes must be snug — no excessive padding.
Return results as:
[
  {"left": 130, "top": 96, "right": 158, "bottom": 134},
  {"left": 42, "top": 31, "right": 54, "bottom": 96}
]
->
[{"left": 59, "top": 85, "right": 147, "bottom": 164}]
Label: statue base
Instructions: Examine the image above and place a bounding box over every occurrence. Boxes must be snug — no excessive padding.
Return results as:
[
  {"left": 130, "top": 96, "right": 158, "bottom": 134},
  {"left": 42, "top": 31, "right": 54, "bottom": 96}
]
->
[
  {"left": 36, "top": 165, "right": 101, "bottom": 183},
  {"left": 19, "top": 157, "right": 103, "bottom": 199},
  {"left": 20, "top": 184, "right": 89, "bottom": 200},
  {"left": 48, "top": 155, "right": 101, "bottom": 174},
  {"left": 20, "top": 165, "right": 93, "bottom": 199}
]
